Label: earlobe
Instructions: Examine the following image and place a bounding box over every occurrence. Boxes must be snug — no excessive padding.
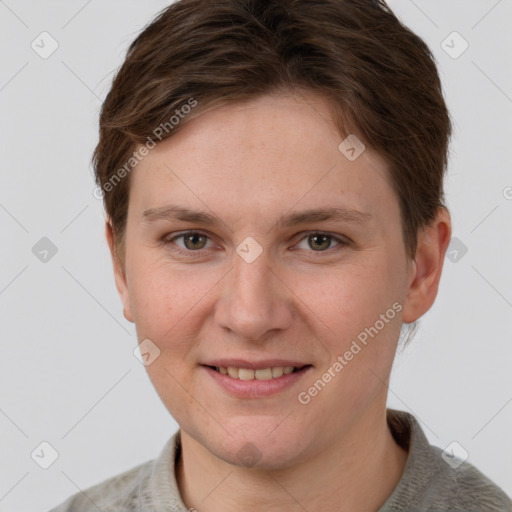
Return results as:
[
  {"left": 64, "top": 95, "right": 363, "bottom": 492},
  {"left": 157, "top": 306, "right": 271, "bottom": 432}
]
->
[
  {"left": 401, "top": 208, "right": 452, "bottom": 323},
  {"left": 105, "top": 219, "right": 134, "bottom": 323}
]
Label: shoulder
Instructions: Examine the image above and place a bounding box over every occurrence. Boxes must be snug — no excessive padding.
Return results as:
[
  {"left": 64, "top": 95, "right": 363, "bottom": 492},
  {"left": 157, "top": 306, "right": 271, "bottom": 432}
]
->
[
  {"left": 384, "top": 409, "right": 512, "bottom": 511},
  {"left": 48, "top": 460, "right": 154, "bottom": 512},
  {"left": 428, "top": 445, "right": 512, "bottom": 511}
]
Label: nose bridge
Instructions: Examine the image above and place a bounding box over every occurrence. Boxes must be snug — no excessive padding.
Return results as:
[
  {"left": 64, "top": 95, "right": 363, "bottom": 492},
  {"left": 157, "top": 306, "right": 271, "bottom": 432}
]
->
[{"left": 215, "top": 241, "right": 291, "bottom": 340}]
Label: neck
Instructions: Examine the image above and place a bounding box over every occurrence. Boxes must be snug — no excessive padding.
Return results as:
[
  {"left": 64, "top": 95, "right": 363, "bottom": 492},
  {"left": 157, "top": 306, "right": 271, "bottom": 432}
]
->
[
  {"left": 176, "top": 408, "right": 408, "bottom": 512},
  {"left": 176, "top": 409, "right": 407, "bottom": 512}
]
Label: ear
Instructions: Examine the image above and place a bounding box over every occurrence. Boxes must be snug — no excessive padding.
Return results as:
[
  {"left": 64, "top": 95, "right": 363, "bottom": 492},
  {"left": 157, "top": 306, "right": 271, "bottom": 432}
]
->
[
  {"left": 105, "top": 219, "right": 134, "bottom": 323},
  {"left": 401, "top": 207, "right": 452, "bottom": 323}
]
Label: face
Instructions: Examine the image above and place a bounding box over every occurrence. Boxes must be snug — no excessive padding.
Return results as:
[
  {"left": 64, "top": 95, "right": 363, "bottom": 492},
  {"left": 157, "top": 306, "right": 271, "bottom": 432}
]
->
[{"left": 110, "top": 91, "right": 419, "bottom": 469}]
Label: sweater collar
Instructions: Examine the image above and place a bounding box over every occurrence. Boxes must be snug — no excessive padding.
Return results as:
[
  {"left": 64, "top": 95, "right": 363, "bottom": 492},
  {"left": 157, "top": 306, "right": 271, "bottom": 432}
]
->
[{"left": 378, "top": 408, "right": 441, "bottom": 511}]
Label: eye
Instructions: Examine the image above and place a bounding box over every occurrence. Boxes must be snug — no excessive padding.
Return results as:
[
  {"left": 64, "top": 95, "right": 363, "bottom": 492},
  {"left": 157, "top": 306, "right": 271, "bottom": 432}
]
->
[
  {"left": 295, "top": 232, "right": 348, "bottom": 253},
  {"left": 163, "top": 231, "right": 214, "bottom": 254}
]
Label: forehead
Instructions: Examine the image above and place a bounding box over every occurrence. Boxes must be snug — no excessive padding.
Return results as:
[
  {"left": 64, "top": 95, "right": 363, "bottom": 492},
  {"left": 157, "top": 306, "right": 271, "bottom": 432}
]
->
[{"left": 128, "top": 92, "right": 398, "bottom": 227}]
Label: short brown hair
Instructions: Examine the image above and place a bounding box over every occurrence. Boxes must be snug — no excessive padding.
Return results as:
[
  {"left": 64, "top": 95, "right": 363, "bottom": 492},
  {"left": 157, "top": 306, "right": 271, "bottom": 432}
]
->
[{"left": 93, "top": 0, "right": 451, "bottom": 263}]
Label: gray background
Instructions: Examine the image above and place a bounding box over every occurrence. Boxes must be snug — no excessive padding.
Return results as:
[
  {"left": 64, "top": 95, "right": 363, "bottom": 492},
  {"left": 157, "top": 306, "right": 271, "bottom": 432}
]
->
[{"left": 0, "top": 1, "right": 511, "bottom": 510}]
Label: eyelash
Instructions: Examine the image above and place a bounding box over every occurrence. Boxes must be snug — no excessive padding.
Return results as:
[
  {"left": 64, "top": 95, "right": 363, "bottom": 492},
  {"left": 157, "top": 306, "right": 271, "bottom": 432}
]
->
[{"left": 162, "top": 230, "right": 350, "bottom": 258}]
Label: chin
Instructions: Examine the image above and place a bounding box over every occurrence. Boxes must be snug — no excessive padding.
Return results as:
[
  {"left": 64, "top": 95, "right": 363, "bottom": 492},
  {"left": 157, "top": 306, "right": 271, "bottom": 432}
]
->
[{"left": 206, "top": 418, "right": 312, "bottom": 470}]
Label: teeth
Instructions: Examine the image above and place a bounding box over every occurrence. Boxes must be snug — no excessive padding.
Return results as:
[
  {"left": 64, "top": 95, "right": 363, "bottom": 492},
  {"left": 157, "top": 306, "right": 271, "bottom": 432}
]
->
[
  {"left": 227, "top": 367, "right": 239, "bottom": 379},
  {"left": 239, "top": 368, "right": 254, "bottom": 380},
  {"left": 216, "top": 366, "right": 299, "bottom": 380},
  {"left": 255, "top": 368, "right": 272, "bottom": 380},
  {"left": 271, "top": 367, "right": 284, "bottom": 378}
]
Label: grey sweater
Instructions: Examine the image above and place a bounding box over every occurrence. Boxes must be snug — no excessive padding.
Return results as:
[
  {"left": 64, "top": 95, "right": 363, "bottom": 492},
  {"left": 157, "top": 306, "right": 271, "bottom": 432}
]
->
[{"left": 49, "top": 409, "right": 512, "bottom": 511}]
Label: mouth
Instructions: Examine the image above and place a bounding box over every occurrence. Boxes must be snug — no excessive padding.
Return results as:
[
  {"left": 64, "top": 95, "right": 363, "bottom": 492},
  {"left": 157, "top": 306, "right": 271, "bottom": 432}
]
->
[
  {"left": 205, "top": 365, "right": 309, "bottom": 381},
  {"left": 201, "top": 361, "right": 313, "bottom": 398}
]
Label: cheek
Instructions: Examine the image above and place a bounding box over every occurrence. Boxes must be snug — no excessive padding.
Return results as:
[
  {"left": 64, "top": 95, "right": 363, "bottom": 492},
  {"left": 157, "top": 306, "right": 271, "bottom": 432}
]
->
[
  {"left": 127, "top": 255, "right": 209, "bottom": 334},
  {"left": 293, "top": 255, "right": 405, "bottom": 398},
  {"left": 294, "top": 261, "right": 403, "bottom": 426},
  {"left": 128, "top": 259, "right": 208, "bottom": 420},
  {"left": 291, "top": 256, "right": 402, "bottom": 334},
  {"left": 126, "top": 256, "right": 226, "bottom": 388}
]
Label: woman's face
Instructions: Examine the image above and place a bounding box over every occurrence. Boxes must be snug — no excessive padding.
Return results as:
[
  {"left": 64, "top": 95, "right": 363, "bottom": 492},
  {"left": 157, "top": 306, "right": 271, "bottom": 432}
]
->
[{"left": 111, "top": 91, "right": 417, "bottom": 469}]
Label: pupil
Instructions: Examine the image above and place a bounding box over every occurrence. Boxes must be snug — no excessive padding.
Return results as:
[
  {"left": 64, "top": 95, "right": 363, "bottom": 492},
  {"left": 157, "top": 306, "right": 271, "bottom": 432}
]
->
[
  {"left": 311, "top": 234, "right": 329, "bottom": 251},
  {"left": 186, "top": 233, "right": 204, "bottom": 249}
]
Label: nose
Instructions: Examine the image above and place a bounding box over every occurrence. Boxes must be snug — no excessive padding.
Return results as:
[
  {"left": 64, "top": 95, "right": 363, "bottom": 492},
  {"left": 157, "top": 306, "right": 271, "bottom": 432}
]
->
[{"left": 214, "top": 245, "right": 293, "bottom": 343}]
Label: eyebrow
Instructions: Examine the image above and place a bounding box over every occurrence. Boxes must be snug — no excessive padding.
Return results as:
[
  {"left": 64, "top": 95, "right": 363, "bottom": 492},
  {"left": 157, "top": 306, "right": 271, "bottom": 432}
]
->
[{"left": 140, "top": 205, "right": 373, "bottom": 228}]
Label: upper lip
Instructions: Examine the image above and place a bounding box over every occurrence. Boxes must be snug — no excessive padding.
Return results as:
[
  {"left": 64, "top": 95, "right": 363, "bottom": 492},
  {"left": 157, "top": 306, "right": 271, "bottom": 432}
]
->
[{"left": 202, "top": 359, "right": 311, "bottom": 370}]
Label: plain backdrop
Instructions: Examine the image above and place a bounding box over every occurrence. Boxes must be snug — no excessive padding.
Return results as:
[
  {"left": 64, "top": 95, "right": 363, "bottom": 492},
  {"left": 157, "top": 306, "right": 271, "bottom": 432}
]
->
[{"left": 0, "top": 1, "right": 511, "bottom": 510}]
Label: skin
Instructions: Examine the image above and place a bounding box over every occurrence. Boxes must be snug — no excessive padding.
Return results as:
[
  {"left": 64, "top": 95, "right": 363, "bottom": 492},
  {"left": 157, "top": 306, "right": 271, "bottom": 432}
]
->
[{"left": 106, "top": 90, "right": 451, "bottom": 511}]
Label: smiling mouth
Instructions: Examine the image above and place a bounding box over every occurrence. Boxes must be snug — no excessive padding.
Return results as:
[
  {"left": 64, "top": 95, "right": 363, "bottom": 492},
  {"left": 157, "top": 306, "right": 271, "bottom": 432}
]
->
[{"left": 206, "top": 365, "right": 311, "bottom": 381}]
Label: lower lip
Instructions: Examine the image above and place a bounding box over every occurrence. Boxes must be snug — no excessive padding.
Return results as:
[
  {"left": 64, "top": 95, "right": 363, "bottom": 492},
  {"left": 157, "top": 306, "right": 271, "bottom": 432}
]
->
[{"left": 202, "top": 365, "right": 313, "bottom": 398}]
